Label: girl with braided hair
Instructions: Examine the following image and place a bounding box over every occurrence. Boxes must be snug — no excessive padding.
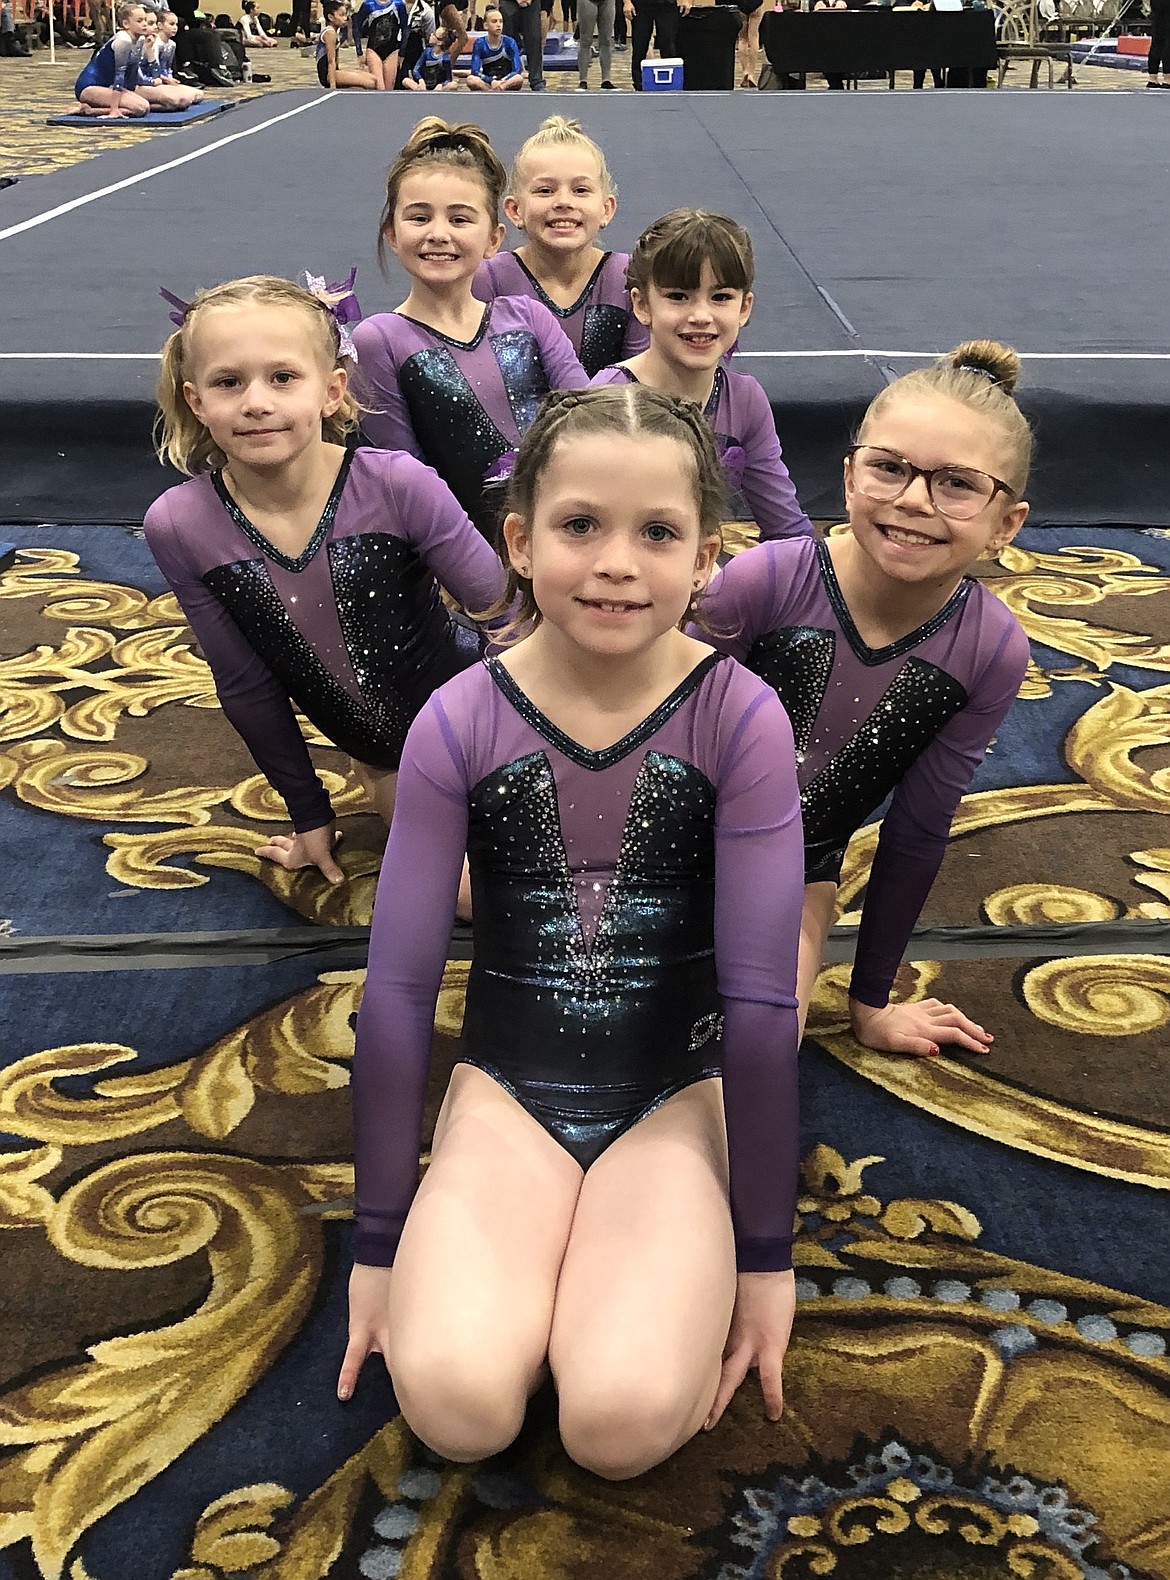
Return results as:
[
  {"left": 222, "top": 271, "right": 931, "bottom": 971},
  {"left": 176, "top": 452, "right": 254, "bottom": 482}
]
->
[
  {"left": 696, "top": 340, "right": 1032, "bottom": 1059},
  {"left": 340, "top": 383, "right": 805, "bottom": 1477},
  {"left": 353, "top": 118, "right": 588, "bottom": 543}
]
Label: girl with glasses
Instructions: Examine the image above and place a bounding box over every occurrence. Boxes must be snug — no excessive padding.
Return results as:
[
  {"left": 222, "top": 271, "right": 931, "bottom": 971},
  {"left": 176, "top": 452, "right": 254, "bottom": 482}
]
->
[{"left": 695, "top": 339, "right": 1032, "bottom": 1060}]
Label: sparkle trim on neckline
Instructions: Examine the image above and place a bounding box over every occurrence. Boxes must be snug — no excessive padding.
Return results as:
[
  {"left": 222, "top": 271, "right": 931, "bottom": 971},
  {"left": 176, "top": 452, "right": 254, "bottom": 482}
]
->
[
  {"left": 212, "top": 448, "right": 353, "bottom": 574},
  {"left": 396, "top": 302, "right": 492, "bottom": 351},
  {"left": 513, "top": 252, "right": 610, "bottom": 321},
  {"left": 815, "top": 538, "right": 972, "bottom": 666},
  {"left": 487, "top": 650, "right": 724, "bottom": 770}
]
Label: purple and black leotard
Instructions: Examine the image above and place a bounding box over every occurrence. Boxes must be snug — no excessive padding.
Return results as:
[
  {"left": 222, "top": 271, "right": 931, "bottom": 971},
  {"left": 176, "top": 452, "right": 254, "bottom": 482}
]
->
[
  {"left": 473, "top": 251, "right": 649, "bottom": 379},
  {"left": 352, "top": 651, "right": 804, "bottom": 1274},
  {"left": 143, "top": 446, "right": 507, "bottom": 834},
  {"left": 697, "top": 535, "right": 1030, "bottom": 1007},
  {"left": 352, "top": 297, "right": 588, "bottom": 536},
  {"left": 589, "top": 363, "right": 812, "bottom": 543}
]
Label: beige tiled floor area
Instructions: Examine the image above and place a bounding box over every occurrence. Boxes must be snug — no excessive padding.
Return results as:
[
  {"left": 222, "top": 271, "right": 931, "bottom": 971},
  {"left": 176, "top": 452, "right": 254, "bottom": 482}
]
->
[{"left": 0, "top": 33, "right": 1148, "bottom": 181}]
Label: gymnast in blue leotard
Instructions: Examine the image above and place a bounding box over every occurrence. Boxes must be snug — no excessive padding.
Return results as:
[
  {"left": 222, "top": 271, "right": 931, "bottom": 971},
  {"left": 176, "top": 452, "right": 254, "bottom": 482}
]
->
[{"left": 74, "top": 0, "right": 149, "bottom": 117}]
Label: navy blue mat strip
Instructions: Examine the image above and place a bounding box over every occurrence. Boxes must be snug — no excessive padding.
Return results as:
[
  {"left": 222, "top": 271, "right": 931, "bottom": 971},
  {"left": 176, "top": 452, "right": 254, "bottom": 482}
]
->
[{"left": 4, "top": 918, "right": 1170, "bottom": 974}]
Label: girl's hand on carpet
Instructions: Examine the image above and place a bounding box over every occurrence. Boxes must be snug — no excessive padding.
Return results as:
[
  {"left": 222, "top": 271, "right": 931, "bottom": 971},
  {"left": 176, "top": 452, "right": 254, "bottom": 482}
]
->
[
  {"left": 705, "top": 1269, "right": 795, "bottom": 1431},
  {"left": 338, "top": 1263, "right": 393, "bottom": 1401},
  {"left": 849, "top": 997, "right": 992, "bottom": 1059},
  {"left": 255, "top": 823, "right": 344, "bottom": 885}
]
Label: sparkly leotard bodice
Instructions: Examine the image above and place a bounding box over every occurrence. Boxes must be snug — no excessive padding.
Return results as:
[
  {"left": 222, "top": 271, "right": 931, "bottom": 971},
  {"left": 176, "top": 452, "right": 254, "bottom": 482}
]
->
[
  {"left": 473, "top": 252, "right": 649, "bottom": 379},
  {"left": 352, "top": 298, "right": 588, "bottom": 527},
  {"left": 352, "top": 652, "right": 804, "bottom": 1274},
  {"left": 589, "top": 364, "right": 812, "bottom": 543},
  {"left": 697, "top": 535, "right": 1030, "bottom": 1006},
  {"left": 144, "top": 448, "right": 507, "bottom": 832}
]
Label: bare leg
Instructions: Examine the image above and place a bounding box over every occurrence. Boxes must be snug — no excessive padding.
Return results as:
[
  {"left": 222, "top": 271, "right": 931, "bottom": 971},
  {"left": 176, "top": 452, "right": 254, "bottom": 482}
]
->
[
  {"left": 387, "top": 1064, "right": 583, "bottom": 1459},
  {"left": 551, "top": 1078, "right": 736, "bottom": 1480},
  {"left": 353, "top": 758, "right": 471, "bottom": 916},
  {"left": 797, "top": 879, "right": 838, "bottom": 1040},
  {"left": 738, "top": 6, "right": 760, "bottom": 84}
]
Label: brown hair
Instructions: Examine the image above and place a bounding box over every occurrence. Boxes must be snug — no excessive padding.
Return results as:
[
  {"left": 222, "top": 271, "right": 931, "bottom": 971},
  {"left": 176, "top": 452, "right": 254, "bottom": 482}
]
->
[
  {"left": 494, "top": 384, "right": 727, "bottom": 636},
  {"left": 377, "top": 118, "right": 506, "bottom": 275},
  {"left": 627, "top": 209, "right": 755, "bottom": 297},
  {"left": 859, "top": 339, "right": 1034, "bottom": 491},
  {"left": 508, "top": 115, "right": 617, "bottom": 202},
  {"left": 154, "top": 274, "right": 361, "bottom": 476}
]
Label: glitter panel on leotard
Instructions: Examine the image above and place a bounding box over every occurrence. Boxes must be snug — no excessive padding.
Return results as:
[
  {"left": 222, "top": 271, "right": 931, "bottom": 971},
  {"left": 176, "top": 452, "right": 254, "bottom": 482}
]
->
[
  {"left": 210, "top": 455, "right": 350, "bottom": 574},
  {"left": 490, "top": 329, "right": 552, "bottom": 436},
  {"left": 397, "top": 347, "right": 510, "bottom": 518},
  {"left": 203, "top": 533, "right": 478, "bottom": 770},
  {"left": 798, "top": 657, "right": 969, "bottom": 883},
  {"left": 328, "top": 534, "right": 479, "bottom": 718},
  {"left": 748, "top": 627, "right": 835, "bottom": 757},
  {"left": 460, "top": 748, "right": 722, "bottom": 1168},
  {"left": 577, "top": 304, "right": 632, "bottom": 380}
]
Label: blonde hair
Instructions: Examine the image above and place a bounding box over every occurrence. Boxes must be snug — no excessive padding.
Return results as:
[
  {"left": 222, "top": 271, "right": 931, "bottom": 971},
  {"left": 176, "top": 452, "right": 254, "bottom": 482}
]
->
[
  {"left": 154, "top": 275, "right": 361, "bottom": 477},
  {"left": 627, "top": 209, "right": 754, "bottom": 297},
  {"left": 860, "top": 339, "right": 1033, "bottom": 491},
  {"left": 493, "top": 385, "right": 726, "bottom": 637},
  {"left": 508, "top": 115, "right": 617, "bottom": 201},
  {"left": 377, "top": 118, "right": 506, "bottom": 274}
]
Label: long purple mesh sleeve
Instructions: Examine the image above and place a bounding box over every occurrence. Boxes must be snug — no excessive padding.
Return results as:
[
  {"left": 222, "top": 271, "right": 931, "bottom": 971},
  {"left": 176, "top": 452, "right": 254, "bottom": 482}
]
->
[
  {"left": 849, "top": 619, "right": 1030, "bottom": 1007},
  {"left": 389, "top": 451, "right": 508, "bottom": 620},
  {"left": 350, "top": 317, "right": 427, "bottom": 458},
  {"left": 143, "top": 499, "right": 334, "bottom": 833},
  {"left": 737, "top": 379, "right": 814, "bottom": 543},
  {"left": 351, "top": 697, "right": 468, "bottom": 1266},
  {"left": 714, "top": 687, "right": 804, "bottom": 1273}
]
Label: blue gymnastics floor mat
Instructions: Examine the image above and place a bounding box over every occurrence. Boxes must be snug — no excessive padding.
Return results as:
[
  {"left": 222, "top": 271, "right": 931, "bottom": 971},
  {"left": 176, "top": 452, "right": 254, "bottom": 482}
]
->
[{"left": 46, "top": 99, "right": 232, "bottom": 128}]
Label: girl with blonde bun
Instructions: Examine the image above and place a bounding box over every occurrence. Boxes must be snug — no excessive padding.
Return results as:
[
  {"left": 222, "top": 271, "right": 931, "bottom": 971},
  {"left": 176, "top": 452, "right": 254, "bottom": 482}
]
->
[{"left": 696, "top": 340, "right": 1033, "bottom": 1058}]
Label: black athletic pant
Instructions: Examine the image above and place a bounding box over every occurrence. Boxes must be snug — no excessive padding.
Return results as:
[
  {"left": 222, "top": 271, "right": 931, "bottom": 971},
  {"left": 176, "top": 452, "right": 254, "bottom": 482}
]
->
[
  {"left": 629, "top": 0, "right": 677, "bottom": 87},
  {"left": 501, "top": 0, "right": 543, "bottom": 85},
  {"left": 1150, "top": 0, "right": 1170, "bottom": 75},
  {"left": 291, "top": 0, "right": 311, "bottom": 36}
]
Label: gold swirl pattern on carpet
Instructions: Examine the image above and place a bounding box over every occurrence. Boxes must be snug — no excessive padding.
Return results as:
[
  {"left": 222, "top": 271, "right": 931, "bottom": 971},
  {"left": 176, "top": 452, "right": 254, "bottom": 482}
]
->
[{"left": 4, "top": 533, "right": 1170, "bottom": 1576}]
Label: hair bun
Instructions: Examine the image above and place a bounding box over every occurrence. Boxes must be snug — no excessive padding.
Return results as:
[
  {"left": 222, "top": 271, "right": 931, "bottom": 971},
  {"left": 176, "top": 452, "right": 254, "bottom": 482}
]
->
[{"left": 947, "top": 339, "right": 1021, "bottom": 396}]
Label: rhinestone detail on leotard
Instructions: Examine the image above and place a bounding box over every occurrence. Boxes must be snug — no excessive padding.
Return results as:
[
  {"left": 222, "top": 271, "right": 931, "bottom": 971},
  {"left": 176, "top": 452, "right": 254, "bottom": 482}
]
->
[
  {"left": 210, "top": 450, "right": 353, "bottom": 574},
  {"left": 486, "top": 652, "right": 724, "bottom": 771}
]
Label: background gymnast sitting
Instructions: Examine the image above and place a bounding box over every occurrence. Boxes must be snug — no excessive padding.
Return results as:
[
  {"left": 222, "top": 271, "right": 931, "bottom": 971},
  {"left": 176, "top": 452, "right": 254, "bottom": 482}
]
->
[{"left": 74, "top": 1, "right": 150, "bottom": 119}]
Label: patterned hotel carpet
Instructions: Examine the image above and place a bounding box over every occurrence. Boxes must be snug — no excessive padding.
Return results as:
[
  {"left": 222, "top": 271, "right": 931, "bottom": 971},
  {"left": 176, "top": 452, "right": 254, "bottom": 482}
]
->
[{"left": 2, "top": 524, "right": 1170, "bottom": 1579}]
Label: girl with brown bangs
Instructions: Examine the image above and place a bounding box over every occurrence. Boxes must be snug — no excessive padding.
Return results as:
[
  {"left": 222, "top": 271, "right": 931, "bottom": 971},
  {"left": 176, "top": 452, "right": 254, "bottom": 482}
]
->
[{"left": 591, "top": 210, "right": 812, "bottom": 545}]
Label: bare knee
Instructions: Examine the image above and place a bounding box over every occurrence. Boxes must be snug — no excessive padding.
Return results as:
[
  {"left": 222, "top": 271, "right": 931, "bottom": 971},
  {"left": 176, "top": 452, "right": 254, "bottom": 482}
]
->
[
  {"left": 558, "top": 1371, "right": 702, "bottom": 1481},
  {"left": 392, "top": 1345, "right": 529, "bottom": 1463}
]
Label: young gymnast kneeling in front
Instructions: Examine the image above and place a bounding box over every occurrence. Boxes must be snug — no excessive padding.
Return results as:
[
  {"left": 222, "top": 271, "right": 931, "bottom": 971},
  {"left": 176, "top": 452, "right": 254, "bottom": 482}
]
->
[
  {"left": 698, "top": 340, "right": 1032, "bottom": 1057},
  {"left": 340, "top": 385, "right": 805, "bottom": 1477},
  {"left": 145, "top": 274, "right": 505, "bottom": 892}
]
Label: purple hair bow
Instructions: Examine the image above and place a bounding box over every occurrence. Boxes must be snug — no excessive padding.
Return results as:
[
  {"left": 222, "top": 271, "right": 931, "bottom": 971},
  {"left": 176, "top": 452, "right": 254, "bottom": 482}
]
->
[
  {"left": 303, "top": 268, "right": 362, "bottom": 361},
  {"left": 160, "top": 286, "right": 191, "bottom": 328}
]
